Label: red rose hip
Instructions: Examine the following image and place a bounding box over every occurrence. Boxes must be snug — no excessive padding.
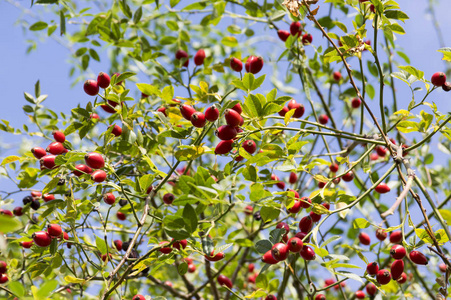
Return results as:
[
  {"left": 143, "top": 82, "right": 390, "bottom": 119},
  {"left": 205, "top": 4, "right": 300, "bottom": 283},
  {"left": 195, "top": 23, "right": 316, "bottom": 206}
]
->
[
  {"left": 97, "top": 72, "right": 111, "bottom": 89},
  {"left": 83, "top": 79, "right": 99, "bottom": 96},
  {"left": 194, "top": 49, "right": 206, "bottom": 66},
  {"left": 431, "top": 72, "right": 446, "bottom": 87}
]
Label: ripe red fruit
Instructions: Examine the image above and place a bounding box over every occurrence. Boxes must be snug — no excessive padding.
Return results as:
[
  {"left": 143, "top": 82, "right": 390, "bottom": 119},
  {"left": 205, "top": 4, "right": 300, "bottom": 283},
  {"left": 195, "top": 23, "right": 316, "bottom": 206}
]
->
[
  {"left": 278, "top": 106, "right": 289, "bottom": 116},
  {"left": 391, "top": 259, "right": 404, "bottom": 280},
  {"left": 32, "top": 231, "right": 52, "bottom": 247},
  {"left": 216, "top": 125, "right": 237, "bottom": 140},
  {"left": 215, "top": 140, "right": 234, "bottom": 155},
  {"left": 376, "top": 228, "right": 387, "bottom": 241},
  {"left": 47, "top": 224, "right": 62, "bottom": 237},
  {"left": 13, "top": 206, "right": 23, "bottom": 216},
  {"left": 158, "top": 241, "right": 172, "bottom": 254},
  {"left": 179, "top": 104, "right": 197, "bottom": 121},
  {"left": 289, "top": 172, "right": 297, "bottom": 184},
  {"left": 276, "top": 181, "right": 285, "bottom": 190},
  {"left": 329, "top": 163, "right": 339, "bottom": 173},
  {"left": 0, "top": 261, "right": 6, "bottom": 274},
  {"left": 367, "top": 261, "right": 379, "bottom": 276},
  {"left": 266, "top": 295, "right": 277, "bottom": 300},
  {"left": 351, "top": 97, "right": 361, "bottom": 108},
  {"left": 310, "top": 211, "right": 321, "bottom": 222},
  {"left": 188, "top": 263, "right": 196, "bottom": 273},
  {"left": 355, "top": 291, "right": 365, "bottom": 299},
  {"left": 83, "top": 79, "right": 99, "bottom": 96},
  {"left": 271, "top": 242, "right": 289, "bottom": 261},
  {"left": 366, "top": 283, "right": 377, "bottom": 295},
  {"left": 397, "top": 272, "right": 407, "bottom": 284},
  {"left": 115, "top": 211, "right": 126, "bottom": 221},
  {"left": 0, "top": 274, "right": 8, "bottom": 284},
  {"left": 172, "top": 239, "right": 187, "bottom": 250},
  {"left": 230, "top": 57, "right": 243, "bottom": 72},
  {"left": 157, "top": 107, "right": 167, "bottom": 117},
  {"left": 31, "top": 147, "right": 47, "bottom": 159},
  {"left": 287, "top": 99, "right": 305, "bottom": 118},
  {"left": 299, "top": 215, "right": 313, "bottom": 233},
  {"left": 194, "top": 49, "right": 206, "bottom": 66},
  {"left": 276, "top": 222, "right": 290, "bottom": 235},
  {"left": 163, "top": 193, "right": 175, "bottom": 205},
  {"left": 40, "top": 155, "right": 56, "bottom": 169},
  {"left": 244, "top": 205, "right": 253, "bottom": 215},
  {"left": 262, "top": 250, "right": 279, "bottom": 264},
  {"left": 288, "top": 200, "right": 302, "bottom": 214},
  {"left": 108, "top": 124, "right": 121, "bottom": 137},
  {"left": 243, "top": 140, "right": 257, "bottom": 154},
  {"left": 205, "top": 250, "right": 225, "bottom": 261},
  {"left": 46, "top": 142, "right": 65, "bottom": 155},
  {"left": 104, "top": 193, "right": 116, "bottom": 205},
  {"left": 390, "top": 231, "right": 403, "bottom": 243},
  {"left": 359, "top": 232, "right": 371, "bottom": 245},
  {"left": 21, "top": 241, "right": 33, "bottom": 248},
  {"left": 300, "top": 197, "right": 312, "bottom": 208},
  {"left": 302, "top": 33, "right": 313, "bottom": 44},
  {"left": 409, "top": 250, "right": 428, "bottom": 265},
  {"left": 370, "top": 153, "right": 379, "bottom": 160},
  {"left": 245, "top": 55, "right": 264, "bottom": 74},
  {"left": 318, "top": 114, "right": 329, "bottom": 125},
  {"left": 101, "top": 101, "right": 118, "bottom": 114},
  {"left": 287, "top": 237, "right": 303, "bottom": 252},
  {"left": 295, "top": 231, "right": 310, "bottom": 243},
  {"left": 322, "top": 202, "right": 330, "bottom": 210},
  {"left": 91, "top": 170, "right": 107, "bottom": 183},
  {"left": 97, "top": 72, "right": 111, "bottom": 89},
  {"left": 376, "top": 269, "right": 391, "bottom": 285},
  {"left": 90, "top": 113, "right": 100, "bottom": 120},
  {"left": 290, "top": 21, "right": 302, "bottom": 36},
  {"left": 0, "top": 209, "right": 13, "bottom": 217},
  {"left": 73, "top": 164, "right": 93, "bottom": 177},
  {"left": 277, "top": 30, "right": 290, "bottom": 42},
  {"left": 443, "top": 82, "right": 451, "bottom": 92},
  {"left": 342, "top": 171, "right": 354, "bottom": 182},
  {"left": 333, "top": 71, "right": 342, "bottom": 81},
  {"left": 176, "top": 49, "right": 189, "bottom": 67},
  {"left": 439, "top": 263, "right": 447, "bottom": 273},
  {"left": 205, "top": 105, "right": 219, "bottom": 122},
  {"left": 85, "top": 152, "right": 105, "bottom": 169},
  {"left": 390, "top": 244, "right": 406, "bottom": 259},
  {"left": 231, "top": 103, "right": 242, "bottom": 115},
  {"left": 375, "top": 146, "right": 386, "bottom": 157},
  {"left": 52, "top": 130, "right": 66, "bottom": 143},
  {"left": 431, "top": 72, "right": 446, "bottom": 87},
  {"left": 132, "top": 295, "right": 145, "bottom": 300},
  {"left": 190, "top": 112, "right": 207, "bottom": 128},
  {"left": 224, "top": 109, "right": 243, "bottom": 126},
  {"left": 114, "top": 240, "right": 122, "bottom": 251},
  {"left": 217, "top": 274, "right": 233, "bottom": 289},
  {"left": 314, "top": 294, "right": 325, "bottom": 300},
  {"left": 375, "top": 183, "right": 390, "bottom": 194},
  {"left": 300, "top": 245, "right": 316, "bottom": 260}
]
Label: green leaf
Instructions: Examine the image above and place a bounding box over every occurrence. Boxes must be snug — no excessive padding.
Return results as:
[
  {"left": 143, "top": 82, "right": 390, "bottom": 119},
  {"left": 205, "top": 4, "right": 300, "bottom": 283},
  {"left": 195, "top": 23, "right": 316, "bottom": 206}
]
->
[
  {"left": 221, "top": 36, "right": 238, "bottom": 47},
  {"left": 8, "top": 282, "right": 25, "bottom": 298},
  {"left": 170, "top": 0, "right": 181, "bottom": 7},
  {"left": 269, "top": 228, "right": 285, "bottom": 244},
  {"left": 64, "top": 275, "right": 85, "bottom": 284},
  {"left": 178, "top": 262, "right": 188, "bottom": 275},
  {"left": 96, "top": 236, "right": 107, "bottom": 254},
  {"left": 183, "top": 204, "right": 198, "bottom": 234},
  {"left": 255, "top": 240, "right": 272, "bottom": 254},
  {"left": 60, "top": 10, "right": 66, "bottom": 35},
  {"left": 136, "top": 83, "right": 161, "bottom": 97},
  {"left": 37, "top": 280, "right": 58, "bottom": 298},
  {"left": 133, "top": 6, "right": 143, "bottom": 24},
  {"left": 29, "top": 21, "right": 48, "bottom": 31},
  {"left": 384, "top": 10, "right": 409, "bottom": 21},
  {"left": 398, "top": 65, "right": 424, "bottom": 80},
  {"left": 260, "top": 206, "right": 280, "bottom": 222},
  {"left": 396, "top": 120, "right": 420, "bottom": 133},
  {"left": 437, "top": 47, "right": 451, "bottom": 62},
  {"left": 256, "top": 273, "right": 268, "bottom": 289},
  {"left": 116, "top": 72, "right": 136, "bottom": 83},
  {"left": 352, "top": 218, "right": 370, "bottom": 229},
  {"left": 366, "top": 83, "right": 375, "bottom": 99}
]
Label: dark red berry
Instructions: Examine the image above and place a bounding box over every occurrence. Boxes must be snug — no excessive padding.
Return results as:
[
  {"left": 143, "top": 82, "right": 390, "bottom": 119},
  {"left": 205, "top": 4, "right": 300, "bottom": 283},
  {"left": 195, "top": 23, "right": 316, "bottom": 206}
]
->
[
  {"left": 288, "top": 200, "right": 302, "bottom": 214},
  {"left": 287, "top": 99, "right": 305, "bottom": 118},
  {"left": 277, "top": 30, "right": 290, "bottom": 41},
  {"left": 176, "top": 49, "right": 189, "bottom": 67},
  {"left": 32, "top": 231, "right": 52, "bottom": 247},
  {"left": 329, "top": 163, "right": 339, "bottom": 173},
  {"left": 52, "top": 130, "right": 66, "bottom": 143},
  {"left": 295, "top": 231, "right": 310, "bottom": 243},
  {"left": 355, "top": 291, "right": 365, "bottom": 299},
  {"left": 215, "top": 140, "right": 234, "bottom": 155},
  {"left": 333, "top": 71, "right": 342, "bottom": 81},
  {"left": 271, "top": 242, "right": 289, "bottom": 261},
  {"left": 205, "top": 105, "right": 219, "bottom": 122},
  {"left": 40, "top": 155, "right": 56, "bottom": 169},
  {"left": 97, "top": 72, "right": 111, "bottom": 89},
  {"left": 276, "top": 181, "right": 285, "bottom": 190},
  {"left": 289, "top": 172, "right": 297, "bottom": 184},
  {"left": 116, "top": 211, "right": 126, "bottom": 221},
  {"left": 47, "top": 224, "right": 62, "bottom": 237},
  {"left": 262, "top": 250, "right": 279, "bottom": 264},
  {"left": 278, "top": 106, "right": 289, "bottom": 116},
  {"left": 104, "top": 193, "right": 116, "bottom": 205},
  {"left": 299, "top": 215, "right": 313, "bottom": 233},
  {"left": 31, "top": 147, "right": 47, "bottom": 159},
  {"left": 375, "top": 146, "right": 387, "bottom": 157},
  {"left": 91, "top": 170, "right": 107, "bottom": 183},
  {"left": 359, "top": 232, "right": 371, "bottom": 245},
  {"left": 375, "top": 183, "right": 390, "bottom": 194},
  {"left": 84, "top": 80, "right": 99, "bottom": 96},
  {"left": 163, "top": 193, "right": 174, "bottom": 205},
  {"left": 409, "top": 250, "right": 428, "bottom": 265},
  {"left": 190, "top": 112, "right": 207, "bottom": 128},
  {"left": 179, "top": 104, "right": 197, "bottom": 121},
  {"left": 0, "top": 274, "right": 8, "bottom": 284},
  {"left": 224, "top": 109, "right": 243, "bottom": 127},
  {"left": 300, "top": 245, "right": 316, "bottom": 260},
  {"left": 230, "top": 57, "right": 243, "bottom": 72},
  {"left": 21, "top": 241, "right": 33, "bottom": 248},
  {"left": 231, "top": 103, "right": 242, "bottom": 115},
  {"left": 376, "top": 269, "right": 391, "bottom": 285},
  {"left": 157, "top": 107, "right": 167, "bottom": 117},
  {"left": 188, "top": 263, "right": 196, "bottom": 273},
  {"left": 114, "top": 240, "right": 122, "bottom": 251},
  {"left": 90, "top": 113, "right": 100, "bottom": 120},
  {"left": 314, "top": 294, "right": 325, "bottom": 300},
  {"left": 351, "top": 97, "right": 361, "bottom": 108},
  {"left": 243, "top": 140, "right": 256, "bottom": 154},
  {"left": 73, "top": 164, "right": 93, "bottom": 177},
  {"left": 85, "top": 152, "right": 105, "bottom": 169},
  {"left": 390, "top": 244, "right": 406, "bottom": 259},
  {"left": 194, "top": 49, "right": 206, "bottom": 66},
  {"left": 216, "top": 125, "right": 237, "bottom": 140},
  {"left": 310, "top": 211, "right": 321, "bottom": 222},
  {"left": 376, "top": 228, "right": 387, "bottom": 241},
  {"left": 302, "top": 33, "right": 313, "bottom": 44},
  {"left": 443, "top": 82, "right": 451, "bottom": 92},
  {"left": 397, "top": 272, "right": 407, "bottom": 284},
  {"left": 110, "top": 124, "right": 122, "bottom": 137},
  {"left": 276, "top": 222, "right": 290, "bottom": 234},
  {"left": 46, "top": 142, "right": 65, "bottom": 155},
  {"left": 245, "top": 55, "right": 264, "bottom": 74},
  {"left": 266, "top": 295, "right": 277, "bottom": 300},
  {"left": 159, "top": 241, "right": 172, "bottom": 254},
  {"left": 0, "top": 261, "right": 6, "bottom": 274},
  {"left": 205, "top": 250, "right": 225, "bottom": 261},
  {"left": 366, "top": 283, "right": 377, "bottom": 295},
  {"left": 287, "top": 237, "right": 303, "bottom": 252},
  {"left": 172, "top": 239, "right": 187, "bottom": 250},
  {"left": 367, "top": 261, "right": 379, "bottom": 276},
  {"left": 13, "top": 206, "right": 23, "bottom": 216},
  {"left": 431, "top": 72, "right": 446, "bottom": 87},
  {"left": 290, "top": 21, "right": 302, "bottom": 36},
  {"left": 342, "top": 171, "right": 354, "bottom": 182},
  {"left": 318, "top": 114, "right": 329, "bottom": 125},
  {"left": 391, "top": 259, "right": 404, "bottom": 280},
  {"left": 217, "top": 274, "right": 233, "bottom": 289},
  {"left": 300, "top": 197, "right": 312, "bottom": 208},
  {"left": 390, "top": 231, "right": 402, "bottom": 243}
]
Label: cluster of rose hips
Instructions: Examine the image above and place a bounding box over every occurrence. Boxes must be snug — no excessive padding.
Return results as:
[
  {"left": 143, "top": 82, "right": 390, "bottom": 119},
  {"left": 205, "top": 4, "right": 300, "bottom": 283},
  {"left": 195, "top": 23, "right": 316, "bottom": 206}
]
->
[
  {"left": 30, "top": 223, "right": 70, "bottom": 248},
  {"left": 83, "top": 71, "right": 111, "bottom": 96},
  {"left": 175, "top": 49, "right": 206, "bottom": 68},
  {"left": 230, "top": 55, "right": 264, "bottom": 74},
  {"left": 277, "top": 21, "right": 312, "bottom": 45},
  {"left": 0, "top": 260, "right": 8, "bottom": 284}
]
